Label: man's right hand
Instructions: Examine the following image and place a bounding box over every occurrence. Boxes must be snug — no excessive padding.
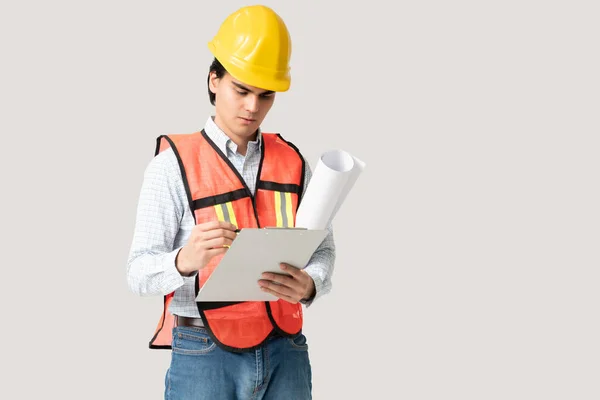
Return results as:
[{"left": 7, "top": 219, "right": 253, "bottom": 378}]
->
[{"left": 175, "top": 220, "right": 238, "bottom": 276}]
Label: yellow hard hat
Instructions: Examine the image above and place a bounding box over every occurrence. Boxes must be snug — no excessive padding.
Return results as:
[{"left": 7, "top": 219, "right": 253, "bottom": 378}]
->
[{"left": 208, "top": 5, "right": 292, "bottom": 92}]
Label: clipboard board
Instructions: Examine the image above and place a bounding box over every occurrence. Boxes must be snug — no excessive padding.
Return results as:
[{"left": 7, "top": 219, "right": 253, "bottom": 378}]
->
[{"left": 195, "top": 227, "right": 328, "bottom": 302}]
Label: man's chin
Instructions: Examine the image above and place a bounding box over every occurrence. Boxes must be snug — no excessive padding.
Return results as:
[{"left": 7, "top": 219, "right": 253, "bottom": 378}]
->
[
  {"left": 232, "top": 127, "right": 258, "bottom": 139},
  {"left": 233, "top": 122, "right": 259, "bottom": 134}
]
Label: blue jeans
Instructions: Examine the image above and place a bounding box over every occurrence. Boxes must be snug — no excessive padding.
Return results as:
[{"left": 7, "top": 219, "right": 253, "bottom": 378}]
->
[{"left": 164, "top": 326, "right": 312, "bottom": 399}]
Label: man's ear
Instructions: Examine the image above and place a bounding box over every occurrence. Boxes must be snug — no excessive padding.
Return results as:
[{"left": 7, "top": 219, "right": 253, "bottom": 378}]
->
[{"left": 208, "top": 71, "right": 219, "bottom": 94}]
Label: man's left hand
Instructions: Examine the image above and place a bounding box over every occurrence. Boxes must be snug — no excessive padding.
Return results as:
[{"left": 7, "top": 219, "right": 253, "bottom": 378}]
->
[{"left": 258, "top": 263, "right": 315, "bottom": 304}]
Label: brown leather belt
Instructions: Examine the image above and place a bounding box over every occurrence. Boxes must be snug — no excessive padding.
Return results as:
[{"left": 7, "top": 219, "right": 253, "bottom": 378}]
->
[{"left": 175, "top": 315, "right": 205, "bottom": 328}]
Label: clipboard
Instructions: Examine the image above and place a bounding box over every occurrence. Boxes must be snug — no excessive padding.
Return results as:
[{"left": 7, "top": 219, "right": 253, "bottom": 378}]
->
[{"left": 195, "top": 227, "right": 328, "bottom": 302}]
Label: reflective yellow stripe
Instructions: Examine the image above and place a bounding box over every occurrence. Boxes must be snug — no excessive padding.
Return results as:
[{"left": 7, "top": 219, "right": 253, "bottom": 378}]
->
[
  {"left": 214, "top": 202, "right": 238, "bottom": 227},
  {"left": 214, "top": 204, "right": 225, "bottom": 222},
  {"left": 274, "top": 191, "right": 283, "bottom": 227},
  {"left": 274, "top": 191, "right": 293, "bottom": 227},
  {"left": 284, "top": 192, "right": 293, "bottom": 227},
  {"left": 225, "top": 202, "right": 238, "bottom": 227}
]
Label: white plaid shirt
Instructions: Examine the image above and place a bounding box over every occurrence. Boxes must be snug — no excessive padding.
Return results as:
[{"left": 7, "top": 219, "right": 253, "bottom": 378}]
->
[{"left": 127, "top": 116, "right": 336, "bottom": 318}]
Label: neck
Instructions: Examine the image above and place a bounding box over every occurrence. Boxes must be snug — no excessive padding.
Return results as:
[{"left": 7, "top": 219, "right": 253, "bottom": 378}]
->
[{"left": 213, "top": 116, "right": 256, "bottom": 156}]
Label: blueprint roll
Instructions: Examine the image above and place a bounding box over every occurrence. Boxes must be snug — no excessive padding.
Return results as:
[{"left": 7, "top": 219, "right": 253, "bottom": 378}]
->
[{"left": 295, "top": 149, "right": 366, "bottom": 230}]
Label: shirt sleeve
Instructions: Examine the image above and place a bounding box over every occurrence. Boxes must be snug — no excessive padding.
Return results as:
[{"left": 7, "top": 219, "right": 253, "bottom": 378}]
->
[
  {"left": 299, "top": 159, "right": 337, "bottom": 307},
  {"left": 126, "top": 147, "right": 194, "bottom": 296}
]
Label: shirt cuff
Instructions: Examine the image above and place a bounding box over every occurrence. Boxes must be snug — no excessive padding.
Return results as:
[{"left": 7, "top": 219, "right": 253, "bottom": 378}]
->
[
  {"left": 162, "top": 247, "right": 197, "bottom": 293},
  {"left": 301, "top": 271, "right": 324, "bottom": 307}
]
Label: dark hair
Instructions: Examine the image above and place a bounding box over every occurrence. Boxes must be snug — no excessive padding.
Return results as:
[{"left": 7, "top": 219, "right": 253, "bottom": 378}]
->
[{"left": 207, "top": 57, "right": 227, "bottom": 105}]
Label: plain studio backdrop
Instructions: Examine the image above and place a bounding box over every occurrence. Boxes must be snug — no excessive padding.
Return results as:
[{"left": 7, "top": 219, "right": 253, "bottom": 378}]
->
[{"left": 1, "top": 1, "right": 598, "bottom": 399}]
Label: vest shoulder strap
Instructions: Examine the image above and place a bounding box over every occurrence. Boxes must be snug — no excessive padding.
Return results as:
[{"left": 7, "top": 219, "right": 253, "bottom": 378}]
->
[{"left": 155, "top": 132, "right": 203, "bottom": 157}]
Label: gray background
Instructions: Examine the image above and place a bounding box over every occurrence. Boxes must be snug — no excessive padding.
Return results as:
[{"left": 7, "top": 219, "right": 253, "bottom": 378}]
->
[{"left": 1, "top": 0, "right": 598, "bottom": 399}]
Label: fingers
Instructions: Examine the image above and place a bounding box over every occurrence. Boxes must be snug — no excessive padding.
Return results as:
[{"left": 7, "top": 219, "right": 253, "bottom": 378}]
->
[
  {"left": 260, "top": 285, "right": 298, "bottom": 303},
  {"left": 278, "top": 263, "right": 302, "bottom": 278},
  {"left": 206, "top": 247, "right": 228, "bottom": 259},
  {"left": 203, "top": 236, "right": 234, "bottom": 249},
  {"left": 200, "top": 227, "right": 238, "bottom": 242},
  {"left": 260, "top": 272, "right": 296, "bottom": 290},
  {"left": 192, "top": 221, "right": 238, "bottom": 246},
  {"left": 258, "top": 280, "right": 299, "bottom": 303},
  {"left": 259, "top": 270, "right": 307, "bottom": 302},
  {"left": 195, "top": 220, "right": 238, "bottom": 233}
]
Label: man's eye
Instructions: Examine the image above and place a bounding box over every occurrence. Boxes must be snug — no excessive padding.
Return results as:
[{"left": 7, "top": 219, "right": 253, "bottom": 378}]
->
[{"left": 236, "top": 90, "right": 248, "bottom": 96}]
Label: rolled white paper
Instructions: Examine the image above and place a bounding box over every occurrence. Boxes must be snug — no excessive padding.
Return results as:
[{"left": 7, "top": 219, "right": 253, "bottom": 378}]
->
[{"left": 295, "top": 149, "right": 366, "bottom": 230}]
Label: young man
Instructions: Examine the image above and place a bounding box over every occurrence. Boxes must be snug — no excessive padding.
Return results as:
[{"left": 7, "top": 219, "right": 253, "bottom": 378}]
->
[{"left": 126, "top": 5, "right": 336, "bottom": 399}]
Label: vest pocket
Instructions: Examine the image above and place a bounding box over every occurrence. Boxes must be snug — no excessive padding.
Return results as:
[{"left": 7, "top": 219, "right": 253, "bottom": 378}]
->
[{"left": 172, "top": 326, "right": 217, "bottom": 355}]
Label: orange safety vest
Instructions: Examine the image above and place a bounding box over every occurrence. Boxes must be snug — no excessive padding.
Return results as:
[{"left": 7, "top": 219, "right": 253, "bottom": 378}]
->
[{"left": 148, "top": 129, "right": 306, "bottom": 353}]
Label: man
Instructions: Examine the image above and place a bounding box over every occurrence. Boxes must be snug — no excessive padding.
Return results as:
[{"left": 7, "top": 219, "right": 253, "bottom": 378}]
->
[{"left": 126, "top": 5, "right": 336, "bottom": 399}]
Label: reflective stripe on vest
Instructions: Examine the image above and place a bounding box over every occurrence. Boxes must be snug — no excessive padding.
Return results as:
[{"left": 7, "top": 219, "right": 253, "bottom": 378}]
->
[{"left": 148, "top": 130, "right": 305, "bottom": 352}]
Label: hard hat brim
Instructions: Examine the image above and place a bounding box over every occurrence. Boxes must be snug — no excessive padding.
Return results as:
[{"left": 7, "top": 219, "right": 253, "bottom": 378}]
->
[{"left": 208, "top": 42, "right": 291, "bottom": 92}]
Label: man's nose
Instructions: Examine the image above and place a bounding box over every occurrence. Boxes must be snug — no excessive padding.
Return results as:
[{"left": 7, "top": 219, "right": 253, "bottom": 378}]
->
[{"left": 245, "top": 95, "right": 259, "bottom": 113}]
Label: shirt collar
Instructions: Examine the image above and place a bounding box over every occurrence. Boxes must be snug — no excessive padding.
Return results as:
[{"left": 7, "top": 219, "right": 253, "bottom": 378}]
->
[{"left": 203, "top": 116, "right": 262, "bottom": 155}]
